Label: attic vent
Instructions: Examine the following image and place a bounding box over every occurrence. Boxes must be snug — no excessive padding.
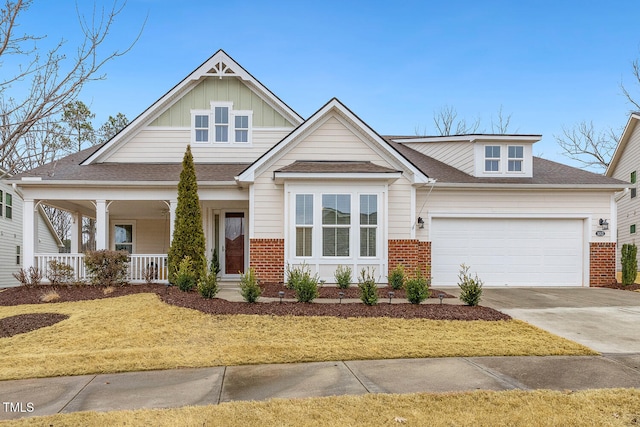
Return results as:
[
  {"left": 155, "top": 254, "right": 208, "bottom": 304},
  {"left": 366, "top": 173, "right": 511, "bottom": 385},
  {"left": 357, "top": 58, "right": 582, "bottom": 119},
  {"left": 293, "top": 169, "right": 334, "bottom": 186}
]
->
[{"left": 206, "top": 60, "right": 238, "bottom": 78}]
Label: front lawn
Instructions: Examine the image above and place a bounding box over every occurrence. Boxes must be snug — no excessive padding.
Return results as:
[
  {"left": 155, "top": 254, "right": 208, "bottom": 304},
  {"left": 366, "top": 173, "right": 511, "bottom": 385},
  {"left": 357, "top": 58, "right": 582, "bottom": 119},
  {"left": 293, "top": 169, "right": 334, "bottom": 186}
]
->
[
  {"left": 2, "top": 389, "right": 639, "bottom": 426},
  {"left": 0, "top": 293, "right": 595, "bottom": 380}
]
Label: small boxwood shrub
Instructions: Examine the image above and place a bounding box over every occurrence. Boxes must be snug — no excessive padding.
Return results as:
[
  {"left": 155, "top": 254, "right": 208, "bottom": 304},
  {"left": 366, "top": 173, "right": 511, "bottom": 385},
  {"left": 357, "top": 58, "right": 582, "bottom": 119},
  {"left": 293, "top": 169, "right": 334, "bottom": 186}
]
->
[
  {"left": 458, "top": 263, "right": 483, "bottom": 306},
  {"left": 84, "top": 250, "right": 130, "bottom": 286},
  {"left": 286, "top": 263, "right": 308, "bottom": 290},
  {"left": 358, "top": 267, "right": 378, "bottom": 306},
  {"left": 388, "top": 264, "right": 405, "bottom": 290},
  {"left": 198, "top": 270, "right": 219, "bottom": 299},
  {"left": 621, "top": 243, "right": 638, "bottom": 286},
  {"left": 405, "top": 269, "right": 430, "bottom": 304},
  {"left": 240, "top": 267, "right": 261, "bottom": 303},
  {"left": 174, "top": 256, "right": 196, "bottom": 291},
  {"left": 334, "top": 265, "right": 352, "bottom": 289},
  {"left": 294, "top": 272, "right": 319, "bottom": 303},
  {"left": 47, "top": 260, "right": 75, "bottom": 286}
]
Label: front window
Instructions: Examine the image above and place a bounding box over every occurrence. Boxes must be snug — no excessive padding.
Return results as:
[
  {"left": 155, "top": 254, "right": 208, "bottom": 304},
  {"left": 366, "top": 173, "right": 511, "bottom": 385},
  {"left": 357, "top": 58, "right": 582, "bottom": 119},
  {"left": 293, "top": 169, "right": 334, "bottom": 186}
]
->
[
  {"left": 360, "top": 195, "right": 377, "bottom": 257},
  {"left": 194, "top": 114, "right": 209, "bottom": 142},
  {"left": 322, "top": 194, "right": 350, "bottom": 257},
  {"left": 485, "top": 146, "right": 500, "bottom": 172},
  {"left": 295, "top": 194, "right": 313, "bottom": 257},
  {"left": 191, "top": 103, "right": 252, "bottom": 144},
  {"left": 235, "top": 115, "right": 249, "bottom": 143},
  {"left": 115, "top": 224, "right": 133, "bottom": 253},
  {"left": 214, "top": 106, "right": 229, "bottom": 142}
]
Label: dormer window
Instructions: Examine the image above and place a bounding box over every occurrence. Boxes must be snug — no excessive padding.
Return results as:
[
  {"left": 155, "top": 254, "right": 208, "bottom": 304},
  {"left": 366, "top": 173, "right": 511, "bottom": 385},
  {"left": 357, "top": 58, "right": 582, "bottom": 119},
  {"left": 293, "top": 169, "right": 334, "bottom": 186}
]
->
[
  {"left": 508, "top": 146, "right": 524, "bottom": 172},
  {"left": 191, "top": 102, "right": 252, "bottom": 144},
  {"left": 485, "top": 146, "right": 500, "bottom": 172}
]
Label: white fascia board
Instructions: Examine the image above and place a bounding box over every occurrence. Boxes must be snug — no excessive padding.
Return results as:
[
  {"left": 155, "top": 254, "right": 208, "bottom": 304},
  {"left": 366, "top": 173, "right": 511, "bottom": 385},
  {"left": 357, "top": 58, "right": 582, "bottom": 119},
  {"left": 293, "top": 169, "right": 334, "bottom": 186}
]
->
[
  {"left": 430, "top": 182, "right": 629, "bottom": 190},
  {"left": 273, "top": 172, "right": 402, "bottom": 183},
  {"left": 13, "top": 180, "right": 239, "bottom": 187},
  {"left": 396, "top": 135, "right": 542, "bottom": 144},
  {"left": 605, "top": 113, "right": 640, "bottom": 177}
]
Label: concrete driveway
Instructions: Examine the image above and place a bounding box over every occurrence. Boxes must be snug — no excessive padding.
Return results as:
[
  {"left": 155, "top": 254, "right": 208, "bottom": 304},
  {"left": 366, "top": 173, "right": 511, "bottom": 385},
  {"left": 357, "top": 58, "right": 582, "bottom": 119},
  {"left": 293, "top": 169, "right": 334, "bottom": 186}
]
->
[{"left": 466, "top": 287, "right": 640, "bottom": 353}]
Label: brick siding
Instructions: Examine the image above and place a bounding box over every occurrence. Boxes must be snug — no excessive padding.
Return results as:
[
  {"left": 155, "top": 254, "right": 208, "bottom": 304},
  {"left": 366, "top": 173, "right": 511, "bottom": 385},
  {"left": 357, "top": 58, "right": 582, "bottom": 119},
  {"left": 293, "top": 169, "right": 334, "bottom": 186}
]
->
[
  {"left": 589, "top": 242, "right": 616, "bottom": 286},
  {"left": 388, "top": 239, "right": 431, "bottom": 279},
  {"left": 249, "top": 238, "right": 285, "bottom": 284}
]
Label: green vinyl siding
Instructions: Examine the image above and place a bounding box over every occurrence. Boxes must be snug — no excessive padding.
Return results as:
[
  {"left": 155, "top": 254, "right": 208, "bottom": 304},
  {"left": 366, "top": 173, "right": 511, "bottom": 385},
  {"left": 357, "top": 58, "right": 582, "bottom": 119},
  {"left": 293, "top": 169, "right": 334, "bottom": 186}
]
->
[{"left": 150, "top": 77, "right": 294, "bottom": 128}]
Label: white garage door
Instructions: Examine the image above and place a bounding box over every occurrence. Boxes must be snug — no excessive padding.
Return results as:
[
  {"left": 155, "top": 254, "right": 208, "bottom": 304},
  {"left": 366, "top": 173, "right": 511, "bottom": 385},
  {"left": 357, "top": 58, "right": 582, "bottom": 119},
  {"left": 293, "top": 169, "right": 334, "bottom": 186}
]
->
[{"left": 431, "top": 217, "right": 584, "bottom": 287}]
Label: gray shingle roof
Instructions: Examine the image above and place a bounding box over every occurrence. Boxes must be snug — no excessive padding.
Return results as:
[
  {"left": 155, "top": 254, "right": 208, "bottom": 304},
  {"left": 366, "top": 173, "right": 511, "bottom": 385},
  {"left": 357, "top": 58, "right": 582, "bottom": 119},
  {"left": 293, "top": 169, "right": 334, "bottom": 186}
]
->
[{"left": 275, "top": 161, "right": 401, "bottom": 174}]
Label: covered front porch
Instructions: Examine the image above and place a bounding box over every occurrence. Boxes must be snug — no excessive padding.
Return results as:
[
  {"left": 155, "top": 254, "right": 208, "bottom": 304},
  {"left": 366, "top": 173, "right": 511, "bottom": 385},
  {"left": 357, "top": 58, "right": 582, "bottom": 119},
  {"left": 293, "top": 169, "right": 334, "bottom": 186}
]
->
[{"left": 22, "top": 189, "right": 250, "bottom": 284}]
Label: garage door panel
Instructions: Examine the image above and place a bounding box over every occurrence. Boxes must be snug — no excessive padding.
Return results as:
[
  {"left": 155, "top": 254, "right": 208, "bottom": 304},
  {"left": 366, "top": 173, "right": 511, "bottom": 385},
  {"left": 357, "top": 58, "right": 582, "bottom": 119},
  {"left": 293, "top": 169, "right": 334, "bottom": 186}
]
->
[{"left": 431, "top": 218, "right": 584, "bottom": 287}]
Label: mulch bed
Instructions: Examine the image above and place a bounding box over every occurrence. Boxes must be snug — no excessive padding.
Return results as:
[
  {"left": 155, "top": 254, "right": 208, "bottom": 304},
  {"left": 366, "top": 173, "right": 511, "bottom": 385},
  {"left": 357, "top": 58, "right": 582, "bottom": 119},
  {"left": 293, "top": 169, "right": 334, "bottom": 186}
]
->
[
  {"left": 0, "top": 313, "right": 69, "bottom": 338},
  {"left": 596, "top": 282, "right": 640, "bottom": 292},
  {"left": 259, "top": 282, "right": 455, "bottom": 300}
]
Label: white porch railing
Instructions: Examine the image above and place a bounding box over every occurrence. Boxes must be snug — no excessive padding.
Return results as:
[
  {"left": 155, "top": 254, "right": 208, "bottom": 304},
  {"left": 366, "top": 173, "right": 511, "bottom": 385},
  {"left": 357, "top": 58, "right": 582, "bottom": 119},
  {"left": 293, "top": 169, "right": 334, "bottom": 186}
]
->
[{"left": 34, "top": 253, "right": 169, "bottom": 284}]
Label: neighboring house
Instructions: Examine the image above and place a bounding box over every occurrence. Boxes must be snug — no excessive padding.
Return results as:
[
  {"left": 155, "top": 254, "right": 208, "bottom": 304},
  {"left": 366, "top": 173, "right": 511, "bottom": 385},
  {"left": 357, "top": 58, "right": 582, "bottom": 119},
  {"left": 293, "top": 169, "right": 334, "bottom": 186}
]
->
[
  {"left": 0, "top": 171, "right": 64, "bottom": 286},
  {"left": 605, "top": 112, "right": 640, "bottom": 272},
  {"left": 6, "top": 50, "right": 627, "bottom": 287}
]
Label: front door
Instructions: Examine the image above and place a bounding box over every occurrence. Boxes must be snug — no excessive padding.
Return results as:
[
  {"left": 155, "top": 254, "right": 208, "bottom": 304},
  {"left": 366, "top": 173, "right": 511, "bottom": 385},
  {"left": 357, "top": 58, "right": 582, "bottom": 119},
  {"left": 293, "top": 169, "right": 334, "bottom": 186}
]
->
[{"left": 224, "top": 212, "right": 245, "bottom": 275}]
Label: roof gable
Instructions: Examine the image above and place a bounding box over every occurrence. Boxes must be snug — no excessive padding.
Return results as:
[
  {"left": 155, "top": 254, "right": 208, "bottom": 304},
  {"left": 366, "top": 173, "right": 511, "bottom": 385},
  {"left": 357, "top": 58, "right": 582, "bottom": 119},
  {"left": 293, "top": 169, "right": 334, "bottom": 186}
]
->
[
  {"left": 81, "top": 50, "right": 303, "bottom": 165},
  {"left": 236, "top": 98, "right": 430, "bottom": 185},
  {"left": 605, "top": 113, "right": 640, "bottom": 177}
]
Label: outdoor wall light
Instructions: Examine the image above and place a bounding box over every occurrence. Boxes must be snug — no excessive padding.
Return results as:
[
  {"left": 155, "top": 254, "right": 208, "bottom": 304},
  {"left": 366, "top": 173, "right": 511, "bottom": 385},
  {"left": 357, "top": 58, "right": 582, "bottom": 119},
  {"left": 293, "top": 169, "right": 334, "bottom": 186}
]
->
[
  {"left": 388, "top": 291, "right": 394, "bottom": 304},
  {"left": 278, "top": 290, "right": 285, "bottom": 303},
  {"left": 338, "top": 291, "right": 345, "bottom": 303},
  {"left": 599, "top": 218, "right": 609, "bottom": 230},
  {"left": 417, "top": 217, "right": 425, "bottom": 229}
]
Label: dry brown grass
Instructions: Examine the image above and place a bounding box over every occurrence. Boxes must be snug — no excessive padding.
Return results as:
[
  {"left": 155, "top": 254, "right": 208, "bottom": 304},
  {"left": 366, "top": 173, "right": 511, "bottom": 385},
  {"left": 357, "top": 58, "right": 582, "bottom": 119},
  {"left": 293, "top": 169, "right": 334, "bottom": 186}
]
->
[
  {"left": 102, "top": 286, "right": 115, "bottom": 295},
  {"left": 3, "top": 389, "right": 639, "bottom": 426},
  {"left": 0, "top": 293, "right": 595, "bottom": 380},
  {"left": 38, "top": 290, "right": 59, "bottom": 303}
]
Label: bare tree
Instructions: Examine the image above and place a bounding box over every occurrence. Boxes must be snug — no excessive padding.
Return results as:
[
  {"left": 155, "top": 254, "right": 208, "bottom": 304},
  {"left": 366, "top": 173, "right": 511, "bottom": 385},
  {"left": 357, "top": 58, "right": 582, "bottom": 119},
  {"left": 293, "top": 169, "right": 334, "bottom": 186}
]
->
[
  {"left": 555, "top": 121, "right": 618, "bottom": 172},
  {"left": 621, "top": 58, "right": 640, "bottom": 112},
  {"left": 490, "top": 105, "right": 516, "bottom": 134},
  {"left": 0, "top": 0, "right": 144, "bottom": 173},
  {"left": 433, "top": 105, "right": 481, "bottom": 136}
]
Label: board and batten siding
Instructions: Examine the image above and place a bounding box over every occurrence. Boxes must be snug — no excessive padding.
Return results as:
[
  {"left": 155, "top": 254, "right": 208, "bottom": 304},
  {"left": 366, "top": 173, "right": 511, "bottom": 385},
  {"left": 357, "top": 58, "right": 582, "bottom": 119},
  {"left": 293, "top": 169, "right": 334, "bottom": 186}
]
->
[
  {"left": 402, "top": 141, "right": 475, "bottom": 175},
  {"left": 104, "top": 128, "right": 292, "bottom": 164},
  {"left": 610, "top": 122, "right": 640, "bottom": 270},
  {"left": 252, "top": 115, "right": 412, "bottom": 238},
  {"left": 149, "top": 77, "right": 295, "bottom": 128},
  {"left": 0, "top": 183, "right": 23, "bottom": 286},
  {"left": 414, "top": 188, "right": 614, "bottom": 243}
]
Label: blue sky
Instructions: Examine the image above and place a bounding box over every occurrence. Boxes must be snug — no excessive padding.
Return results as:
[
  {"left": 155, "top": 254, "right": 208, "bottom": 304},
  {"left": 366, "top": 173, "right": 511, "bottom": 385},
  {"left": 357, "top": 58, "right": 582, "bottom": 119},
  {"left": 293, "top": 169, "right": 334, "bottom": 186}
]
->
[{"left": 13, "top": 0, "right": 640, "bottom": 167}]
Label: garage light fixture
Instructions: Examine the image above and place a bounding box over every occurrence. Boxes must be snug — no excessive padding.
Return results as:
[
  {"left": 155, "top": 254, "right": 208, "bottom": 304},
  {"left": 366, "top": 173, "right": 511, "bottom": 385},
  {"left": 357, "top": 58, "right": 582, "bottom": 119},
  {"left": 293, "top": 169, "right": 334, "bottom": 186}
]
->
[
  {"left": 599, "top": 219, "right": 609, "bottom": 230},
  {"left": 417, "top": 217, "right": 425, "bottom": 229}
]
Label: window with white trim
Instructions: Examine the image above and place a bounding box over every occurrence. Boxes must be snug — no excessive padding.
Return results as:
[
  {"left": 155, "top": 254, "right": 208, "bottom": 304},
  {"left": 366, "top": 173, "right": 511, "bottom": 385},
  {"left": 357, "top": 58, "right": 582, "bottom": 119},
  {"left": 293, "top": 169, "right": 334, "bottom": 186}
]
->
[
  {"left": 0, "top": 189, "right": 3, "bottom": 218},
  {"left": 508, "top": 146, "right": 524, "bottom": 172},
  {"left": 5, "top": 192, "right": 11, "bottom": 219},
  {"left": 191, "top": 102, "right": 252, "bottom": 144},
  {"left": 114, "top": 224, "right": 134, "bottom": 254},
  {"left": 322, "top": 194, "right": 350, "bottom": 257},
  {"left": 484, "top": 146, "right": 500, "bottom": 172},
  {"left": 295, "top": 194, "right": 313, "bottom": 257},
  {"left": 359, "top": 194, "right": 377, "bottom": 257}
]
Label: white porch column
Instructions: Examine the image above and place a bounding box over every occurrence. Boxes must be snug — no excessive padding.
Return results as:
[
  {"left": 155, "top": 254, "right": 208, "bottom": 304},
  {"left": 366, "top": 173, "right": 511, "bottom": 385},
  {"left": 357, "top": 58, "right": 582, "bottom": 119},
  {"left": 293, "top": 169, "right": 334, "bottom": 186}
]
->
[
  {"left": 70, "top": 212, "right": 82, "bottom": 253},
  {"left": 22, "top": 199, "right": 36, "bottom": 270},
  {"left": 169, "top": 199, "right": 177, "bottom": 243},
  {"left": 95, "top": 200, "right": 109, "bottom": 250}
]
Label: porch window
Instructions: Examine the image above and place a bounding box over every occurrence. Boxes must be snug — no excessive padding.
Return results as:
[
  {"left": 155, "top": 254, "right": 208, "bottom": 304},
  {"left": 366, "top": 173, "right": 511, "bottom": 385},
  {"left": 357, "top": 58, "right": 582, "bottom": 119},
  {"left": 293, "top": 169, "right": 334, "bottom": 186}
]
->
[
  {"left": 322, "top": 194, "right": 350, "bottom": 257},
  {"left": 115, "top": 224, "right": 134, "bottom": 253},
  {"left": 359, "top": 194, "right": 377, "bottom": 257},
  {"left": 295, "top": 194, "right": 313, "bottom": 257}
]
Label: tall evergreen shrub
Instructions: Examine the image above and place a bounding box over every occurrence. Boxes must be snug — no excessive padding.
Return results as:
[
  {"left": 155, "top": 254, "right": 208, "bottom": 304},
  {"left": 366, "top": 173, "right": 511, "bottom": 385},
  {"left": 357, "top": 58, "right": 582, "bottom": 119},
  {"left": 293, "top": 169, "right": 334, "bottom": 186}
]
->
[
  {"left": 621, "top": 243, "right": 638, "bottom": 286},
  {"left": 168, "top": 145, "right": 206, "bottom": 284}
]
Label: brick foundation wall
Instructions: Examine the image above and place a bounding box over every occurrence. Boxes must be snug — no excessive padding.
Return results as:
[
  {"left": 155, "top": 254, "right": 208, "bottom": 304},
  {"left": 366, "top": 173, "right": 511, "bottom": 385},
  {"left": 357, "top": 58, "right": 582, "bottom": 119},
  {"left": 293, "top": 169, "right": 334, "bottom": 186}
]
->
[
  {"left": 589, "top": 242, "right": 616, "bottom": 286},
  {"left": 388, "top": 239, "right": 431, "bottom": 279},
  {"left": 249, "top": 238, "right": 285, "bottom": 284}
]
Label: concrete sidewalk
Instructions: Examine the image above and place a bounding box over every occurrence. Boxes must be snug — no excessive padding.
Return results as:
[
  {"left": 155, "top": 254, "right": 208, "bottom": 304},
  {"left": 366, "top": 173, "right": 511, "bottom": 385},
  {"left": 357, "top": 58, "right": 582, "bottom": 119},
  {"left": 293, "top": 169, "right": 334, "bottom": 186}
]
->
[{"left": 2, "top": 354, "right": 640, "bottom": 420}]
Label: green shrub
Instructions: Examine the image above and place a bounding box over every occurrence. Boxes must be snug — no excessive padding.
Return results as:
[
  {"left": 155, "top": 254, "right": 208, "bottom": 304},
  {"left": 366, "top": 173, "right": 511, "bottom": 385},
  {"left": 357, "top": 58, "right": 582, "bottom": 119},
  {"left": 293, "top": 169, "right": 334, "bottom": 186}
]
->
[
  {"left": 405, "top": 269, "right": 430, "bottom": 304},
  {"left": 46, "top": 260, "right": 75, "bottom": 286},
  {"left": 334, "top": 265, "right": 352, "bottom": 289},
  {"left": 294, "top": 271, "right": 319, "bottom": 303},
  {"left": 210, "top": 248, "right": 221, "bottom": 276},
  {"left": 358, "top": 267, "right": 378, "bottom": 306},
  {"left": 197, "top": 270, "right": 219, "bottom": 299},
  {"left": 621, "top": 243, "right": 638, "bottom": 286},
  {"left": 285, "top": 263, "right": 308, "bottom": 290},
  {"left": 240, "top": 267, "right": 261, "bottom": 303},
  {"left": 175, "top": 256, "right": 196, "bottom": 292},
  {"left": 84, "top": 250, "right": 130, "bottom": 286},
  {"left": 458, "top": 263, "right": 483, "bottom": 306},
  {"left": 388, "top": 264, "right": 405, "bottom": 290}
]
